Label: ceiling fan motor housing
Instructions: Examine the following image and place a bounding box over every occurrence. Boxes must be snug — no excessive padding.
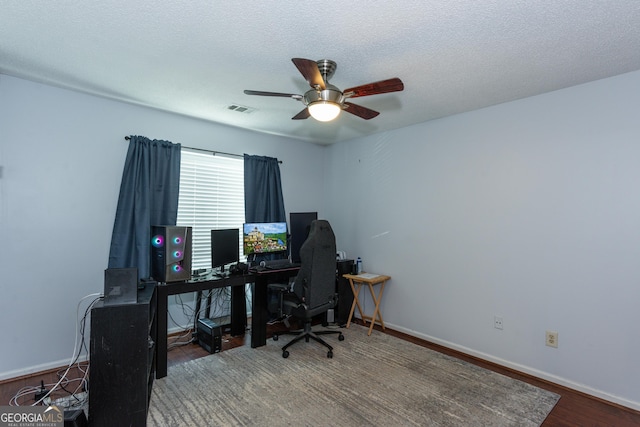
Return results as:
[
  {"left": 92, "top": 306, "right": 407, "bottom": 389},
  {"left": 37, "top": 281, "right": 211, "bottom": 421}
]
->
[{"left": 303, "top": 84, "right": 344, "bottom": 107}]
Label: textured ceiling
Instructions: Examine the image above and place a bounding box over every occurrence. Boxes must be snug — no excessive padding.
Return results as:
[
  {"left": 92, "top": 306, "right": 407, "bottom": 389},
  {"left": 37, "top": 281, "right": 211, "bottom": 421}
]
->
[{"left": 1, "top": 1, "right": 639, "bottom": 145}]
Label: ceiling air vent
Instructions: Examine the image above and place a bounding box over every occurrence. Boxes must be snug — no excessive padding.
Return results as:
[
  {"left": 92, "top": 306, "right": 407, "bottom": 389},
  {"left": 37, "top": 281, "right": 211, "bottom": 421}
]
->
[{"left": 227, "top": 104, "right": 256, "bottom": 114}]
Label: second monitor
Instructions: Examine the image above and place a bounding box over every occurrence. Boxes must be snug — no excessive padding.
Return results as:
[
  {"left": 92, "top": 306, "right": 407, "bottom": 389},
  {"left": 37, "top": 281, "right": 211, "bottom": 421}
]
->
[{"left": 211, "top": 228, "right": 240, "bottom": 275}]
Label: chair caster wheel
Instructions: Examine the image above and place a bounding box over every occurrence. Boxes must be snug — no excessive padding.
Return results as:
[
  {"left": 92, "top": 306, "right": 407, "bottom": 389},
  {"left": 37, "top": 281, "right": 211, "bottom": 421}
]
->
[
  {"left": 282, "top": 350, "right": 289, "bottom": 358},
  {"left": 327, "top": 350, "right": 333, "bottom": 358},
  {"left": 273, "top": 334, "right": 279, "bottom": 341},
  {"left": 338, "top": 333, "right": 345, "bottom": 341}
]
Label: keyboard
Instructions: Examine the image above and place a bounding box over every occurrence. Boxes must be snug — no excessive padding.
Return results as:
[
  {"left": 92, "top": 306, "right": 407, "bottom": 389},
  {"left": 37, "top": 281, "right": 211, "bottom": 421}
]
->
[{"left": 263, "top": 261, "right": 300, "bottom": 270}]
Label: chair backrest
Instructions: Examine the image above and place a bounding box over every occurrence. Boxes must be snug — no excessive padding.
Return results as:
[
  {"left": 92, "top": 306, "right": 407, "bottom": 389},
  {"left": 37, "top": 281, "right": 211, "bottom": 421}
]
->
[{"left": 292, "top": 219, "right": 337, "bottom": 309}]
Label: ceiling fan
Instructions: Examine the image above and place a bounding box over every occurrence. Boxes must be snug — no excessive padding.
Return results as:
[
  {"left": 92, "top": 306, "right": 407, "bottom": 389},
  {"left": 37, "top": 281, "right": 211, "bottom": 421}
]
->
[{"left": 244, "top": 58, "right": 404, "bottom": 122}]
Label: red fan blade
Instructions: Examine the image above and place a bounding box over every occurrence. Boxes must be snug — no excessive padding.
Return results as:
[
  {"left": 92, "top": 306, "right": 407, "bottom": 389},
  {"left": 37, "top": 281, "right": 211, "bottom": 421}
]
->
[
  {"left": 343, "top": 78, "right": 404, "bottom": 98},
  {"left": 292, "top": 108, "right": 310, "bottom": 120},
  {"left": 343, "top": 102, "right": 380, "bottom": 120},
  {"left": 244, "top": 90, "right": 302, "bottom": 100},
  {"left": 292, "top": 58, "right": 326, "bottom": 90}
]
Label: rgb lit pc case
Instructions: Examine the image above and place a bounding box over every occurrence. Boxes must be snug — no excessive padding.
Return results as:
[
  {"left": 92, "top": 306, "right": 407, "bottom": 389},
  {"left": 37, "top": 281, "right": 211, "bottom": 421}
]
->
[{"left": 150, "top": 226, "right": 192, "bottom": 282}]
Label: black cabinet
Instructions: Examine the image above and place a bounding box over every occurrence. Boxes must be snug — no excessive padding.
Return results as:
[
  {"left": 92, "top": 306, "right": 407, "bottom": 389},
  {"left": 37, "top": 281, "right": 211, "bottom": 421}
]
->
[
  {"left": 89, "top": 283, "right": 157, "bottom": 427},
  {"left": 336, "top": 260, "right": 354, "bottom": 326}
]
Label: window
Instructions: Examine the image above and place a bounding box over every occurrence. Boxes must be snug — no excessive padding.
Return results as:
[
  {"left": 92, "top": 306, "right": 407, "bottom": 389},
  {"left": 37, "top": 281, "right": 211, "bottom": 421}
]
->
[{"left": 176, "top": 149, "right": 245, "bottom": 269}]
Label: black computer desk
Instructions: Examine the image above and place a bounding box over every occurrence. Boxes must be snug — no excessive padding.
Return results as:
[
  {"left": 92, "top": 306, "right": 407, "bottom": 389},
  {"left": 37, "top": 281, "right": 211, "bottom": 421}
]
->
[
  {"left": 155, "top": 266, "right": 300, "bottom": 379},
  {"left": 250, "top": 266, "right": 300, "bottom": 348}
]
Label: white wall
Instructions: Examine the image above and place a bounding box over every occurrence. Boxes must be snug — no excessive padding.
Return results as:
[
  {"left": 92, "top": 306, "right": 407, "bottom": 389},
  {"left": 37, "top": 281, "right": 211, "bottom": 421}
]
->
[
  {"left": 325, "top": 70, "right": 640, "bottom": 409},
  {"left": 3, "top": 69, "right": 639, "bottom": 410},
  {"left": 0, "top": 75, "right": 325, "bottom": 379}
]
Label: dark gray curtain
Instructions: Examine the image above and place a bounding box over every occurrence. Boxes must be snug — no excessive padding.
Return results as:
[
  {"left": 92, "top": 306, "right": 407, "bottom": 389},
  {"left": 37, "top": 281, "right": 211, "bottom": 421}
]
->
[
  {"left": 108, "top": 136, "right": 181, "bottom": 279},
  {"left": 244, "top": 154, "right": 286, "bottom": 223}
]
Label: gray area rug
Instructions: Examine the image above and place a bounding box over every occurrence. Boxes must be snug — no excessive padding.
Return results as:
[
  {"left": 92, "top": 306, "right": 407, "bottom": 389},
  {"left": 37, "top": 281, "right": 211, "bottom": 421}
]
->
[{"left": 148, "top": 325, "right": 559, "bottom": 426}]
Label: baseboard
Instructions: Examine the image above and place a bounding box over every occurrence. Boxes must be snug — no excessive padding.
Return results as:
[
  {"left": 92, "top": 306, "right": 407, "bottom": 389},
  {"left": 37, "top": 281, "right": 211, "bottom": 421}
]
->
[
  {"left": 0, "top": 355, "right": 88, "bottom": 383},
  {"left": 387, "top": 322, "right": 640, "bottom": 412}
]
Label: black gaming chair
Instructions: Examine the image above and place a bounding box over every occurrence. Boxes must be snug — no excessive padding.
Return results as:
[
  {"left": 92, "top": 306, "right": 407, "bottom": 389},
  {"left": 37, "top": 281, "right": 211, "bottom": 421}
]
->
[{"left": 273, "top": 220, "right": 344, "bottom": 358}]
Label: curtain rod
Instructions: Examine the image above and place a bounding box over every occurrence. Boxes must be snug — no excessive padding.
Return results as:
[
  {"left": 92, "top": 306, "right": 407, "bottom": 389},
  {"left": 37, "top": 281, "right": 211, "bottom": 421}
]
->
[{"left": 123, "top": 136, "right": 281, "bottom": 163}]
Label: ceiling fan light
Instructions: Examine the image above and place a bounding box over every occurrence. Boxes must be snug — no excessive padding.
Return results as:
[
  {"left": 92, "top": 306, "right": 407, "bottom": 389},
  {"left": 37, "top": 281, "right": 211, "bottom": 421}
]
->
[{"left": 308, "top": 101, "right": 341, "bottom": 122}]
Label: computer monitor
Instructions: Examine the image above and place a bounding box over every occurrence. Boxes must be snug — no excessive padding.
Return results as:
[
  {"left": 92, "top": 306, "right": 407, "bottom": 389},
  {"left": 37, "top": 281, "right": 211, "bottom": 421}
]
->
[
  {"left": 289, "top": 212, "right": 317, "bottom": 263},
  {"left": 242, "top": 222, "right": 288, "bottom": 256},
  {"left": 211, "top": 228, "right": 240, "bottom": 274}
]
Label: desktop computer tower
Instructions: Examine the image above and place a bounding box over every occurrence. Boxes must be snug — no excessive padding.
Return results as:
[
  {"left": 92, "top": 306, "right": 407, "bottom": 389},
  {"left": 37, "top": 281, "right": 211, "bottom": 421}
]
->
[
  {"left": 197, "top": 317, "right": 222, "bottom": 354},
  {"left": 150, "top": 226, "right": 192, "bottom": 282},
  {"left": 336, "top": 259, "right": 355, "bottom": 326}
]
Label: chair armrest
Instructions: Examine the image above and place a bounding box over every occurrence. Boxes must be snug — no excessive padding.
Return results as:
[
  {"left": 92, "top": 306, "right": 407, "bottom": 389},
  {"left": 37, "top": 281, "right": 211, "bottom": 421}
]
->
[{"left": 283, "top": 297, "right": 307, "bottom": 312}]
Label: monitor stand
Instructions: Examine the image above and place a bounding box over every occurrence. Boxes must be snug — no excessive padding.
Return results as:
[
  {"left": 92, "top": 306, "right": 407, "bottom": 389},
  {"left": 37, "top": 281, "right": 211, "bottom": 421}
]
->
[{"left": 213, "top": 266, "right": 230, "bottom": 278}]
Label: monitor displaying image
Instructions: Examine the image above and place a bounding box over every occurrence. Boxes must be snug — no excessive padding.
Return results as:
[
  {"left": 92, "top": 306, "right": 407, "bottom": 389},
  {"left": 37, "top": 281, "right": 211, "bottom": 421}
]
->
[{"left": 243, "top": 222, "right": 287, "bottom": 256}]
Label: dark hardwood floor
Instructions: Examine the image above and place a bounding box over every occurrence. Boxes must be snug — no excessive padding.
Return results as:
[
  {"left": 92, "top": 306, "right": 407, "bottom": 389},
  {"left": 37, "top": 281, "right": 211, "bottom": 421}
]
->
[{"left": 3, "top": 320, "right": 639, "bottom": 426}]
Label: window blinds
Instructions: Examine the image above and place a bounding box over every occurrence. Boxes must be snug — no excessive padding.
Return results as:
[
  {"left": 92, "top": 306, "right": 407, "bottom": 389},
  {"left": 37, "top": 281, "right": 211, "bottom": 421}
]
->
[{"left": 176, "top": 149, "right": 245, "bottom": 269}]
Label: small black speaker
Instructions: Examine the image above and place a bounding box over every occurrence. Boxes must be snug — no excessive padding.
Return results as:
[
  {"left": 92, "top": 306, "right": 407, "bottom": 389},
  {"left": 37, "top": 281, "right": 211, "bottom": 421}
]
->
[
  {"left": 150, "top": 226, "right": 192, "bottom": 282},
  {"left": 104, "top": 267, "right": 138, "bottom": 306},
  {"left": 197, "top": 318, "right": 222, "bottom": 354}
]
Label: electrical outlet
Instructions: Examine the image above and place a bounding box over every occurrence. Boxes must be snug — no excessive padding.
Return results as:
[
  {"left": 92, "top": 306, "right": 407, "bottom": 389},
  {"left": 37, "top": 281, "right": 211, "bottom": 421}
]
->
[
  {"left": 494, "top": 316, "right": 503, "bottom": 330},
  {"left": 546, "top": 330, "right": 558, "bottom": 348}
]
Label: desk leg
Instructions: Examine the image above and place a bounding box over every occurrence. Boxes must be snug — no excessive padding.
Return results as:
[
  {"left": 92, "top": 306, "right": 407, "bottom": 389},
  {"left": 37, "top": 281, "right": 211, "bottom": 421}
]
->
[
  {"left": 156, "top": 285, "right": 168, "bottom": 379},
  {"left": 251, "top": 277, "right": 268, "bottom": 348},
  {"left": 194, "top": 291, "right": 202, "bottom": 331},
  {"left": 366, "top": 281, "right": 387, "bottom": 336},
  {"left": 230, "top": 283, "right": 246, "bottom": 336}
]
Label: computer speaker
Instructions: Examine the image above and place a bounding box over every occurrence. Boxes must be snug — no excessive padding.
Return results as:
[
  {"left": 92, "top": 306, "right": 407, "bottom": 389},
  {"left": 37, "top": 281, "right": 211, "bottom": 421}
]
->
[{"left": 103, "top": 267, "right": 138, "bottom": 305}]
